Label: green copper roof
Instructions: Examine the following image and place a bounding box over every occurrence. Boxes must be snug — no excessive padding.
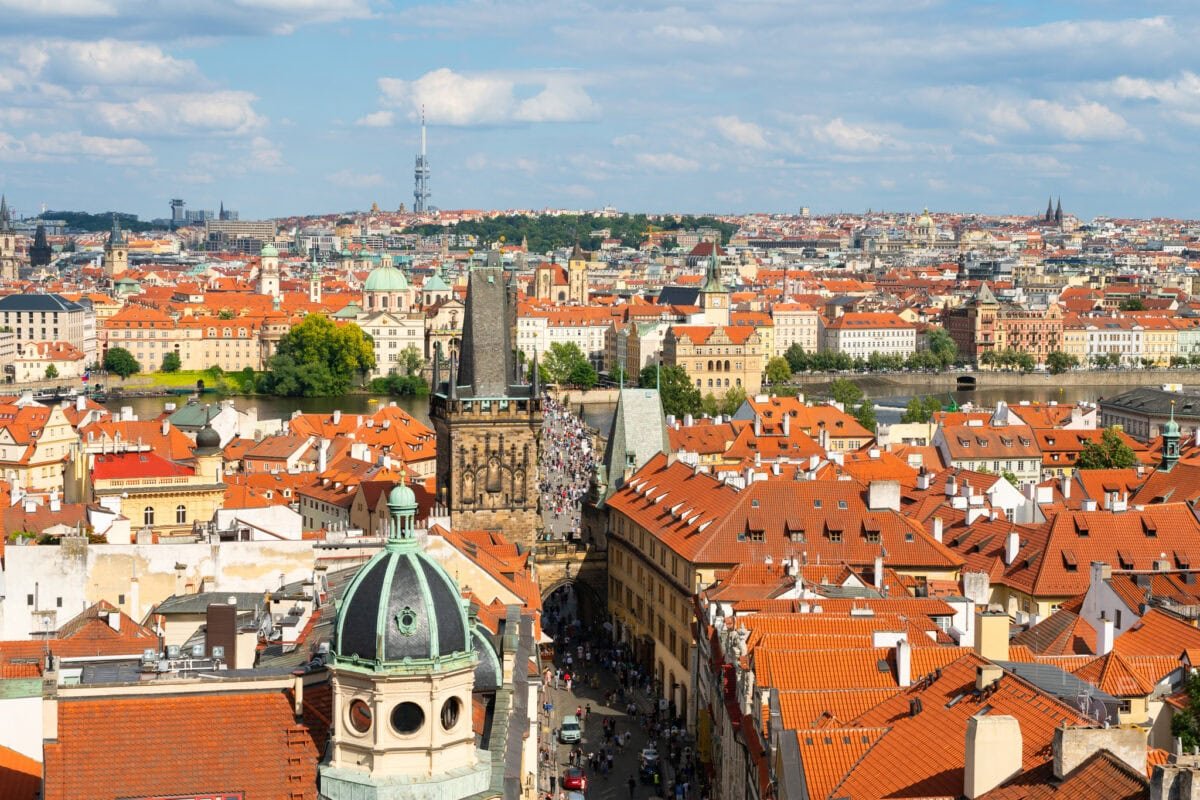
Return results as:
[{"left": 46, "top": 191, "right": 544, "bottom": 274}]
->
[
  {"left": 260, "top": 243, "right": 278, "bottom": 257},
  {"left": 364, "top": 264, "right": 410, "bottom": 293}
]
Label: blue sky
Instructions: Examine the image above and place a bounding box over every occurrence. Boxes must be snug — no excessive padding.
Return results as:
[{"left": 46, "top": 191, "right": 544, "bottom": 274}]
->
[{"left": 1, "top": 1, "right": 1199, "bottom": 219}]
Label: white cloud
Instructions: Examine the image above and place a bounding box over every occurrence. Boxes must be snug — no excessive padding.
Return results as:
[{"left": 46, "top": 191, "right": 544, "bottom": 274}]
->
[
  {"left": 328, "top": 168, "right": 385, "bottom": 188},
  {"left": 635, "top": 152, "right": 700, "bottom": 172},
  {"left": 651, "top": 24, "right": 724, "bottom": 44},
  {"left": 714, "top": 115, "right": 767, "bottom": 149},
  {"left": 0, "top": 0, "right": 116, "bottom": 15},
  {"left": 375, "top": 68, "right": 596, "bottom": 126},
  {"left": 355, "top": 110, "right": 395, "bottom": 128},
  {"left": 13, "top": 131, "right": 154, "bottom": 165},
  {"left": 24, "top": 39, "right": 198, "bottom": 86},
  {"left": 987, "top": 99, "right": 1136, "bottom": 141},
  {"left": 812, "top": 118, "right": 888, "bottom": 152},
  {"left": 516, "top": 80, "right": 598, "bottom": 122},
  {"left": 248, "top": 136, "right": 283, "bottom": 170},
  {"left": 95, "top": 90, "right": 265, "bottom": 136}
]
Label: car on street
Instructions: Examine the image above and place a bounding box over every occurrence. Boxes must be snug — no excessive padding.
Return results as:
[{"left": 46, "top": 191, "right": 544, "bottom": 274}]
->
[
  {"left": 563, "top": 767, "right": 588, "bottom": 791},
  {"left": 559, "top": 715, "right": 582, "bottom": 744}
]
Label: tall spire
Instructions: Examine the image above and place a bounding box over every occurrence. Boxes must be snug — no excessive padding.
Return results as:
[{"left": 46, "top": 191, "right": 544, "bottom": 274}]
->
[
  {"left": 1162, "top": 399, "right": 1181, "bottom": 472},
  {"left": 702, "top": 240, "right": 724, "bottom": 292},
  {"left": 1055, "top": 197, "right": 1063, "bottom": 225},
  {"left": 1045, "top": 197, "right": 1054, "bottom": 222},
  {"left": 0, "top": 195, "right": 9, "bottom": 231},
  {"left": 109, "top": 213, "right": 125, "bottom": 246}
]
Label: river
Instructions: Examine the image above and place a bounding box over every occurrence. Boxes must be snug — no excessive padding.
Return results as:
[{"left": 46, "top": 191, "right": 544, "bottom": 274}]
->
[{"left": 100, "top": 383, "right": 1115, "bottom": 439}]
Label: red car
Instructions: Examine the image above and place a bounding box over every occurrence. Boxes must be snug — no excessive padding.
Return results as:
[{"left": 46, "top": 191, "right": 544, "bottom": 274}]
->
[{"left": 563, "top": 767, "right": 587, "bottom": 792}]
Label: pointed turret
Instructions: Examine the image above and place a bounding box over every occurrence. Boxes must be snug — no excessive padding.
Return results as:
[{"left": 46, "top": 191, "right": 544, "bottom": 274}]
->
[
  {"left": 0, "top": 195, "right": 9, "bottom": 232},
  {"left": 1055, "top": 197, "right": 1063, "bottom": 225},
  {"left": 702, "top": 242, "right": 724, "bottom": 292},
  {"left": 1045, "top": 197, "right": 1054, "bottom": 222},
  {"left": 109, "top": 213, "right": 126, "bottom": 246},
  {"left": 975, "top": 281, "right": 999, "bottom": 306}
]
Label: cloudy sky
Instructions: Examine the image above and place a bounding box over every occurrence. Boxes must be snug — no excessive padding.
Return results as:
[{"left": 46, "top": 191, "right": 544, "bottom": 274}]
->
[{"left": 1, "top": 1, "right": 1199, "bottom": 219}]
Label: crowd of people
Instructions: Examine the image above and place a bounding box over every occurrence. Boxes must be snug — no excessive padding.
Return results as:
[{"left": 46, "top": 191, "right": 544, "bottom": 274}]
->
[
  {"left": 539, "top": 397, "right": 596, "bottom": 540},
  {"left": 540, "top": 586, "right": 708, "bottom": 800}
]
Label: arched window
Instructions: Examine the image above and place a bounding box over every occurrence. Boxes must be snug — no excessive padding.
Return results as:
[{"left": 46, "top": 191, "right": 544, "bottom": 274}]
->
[
  {"left": 380, "top": 295, "right": 389, "bottom": 308},
  {"left": 143, "top": 506, "right": 155, "bottom": 526},
  {"left": 707, "top": 360, "right": 713, "bottom": 371},
  {"left": 176, "top": 505, "right": 187, "bottom": 524}
]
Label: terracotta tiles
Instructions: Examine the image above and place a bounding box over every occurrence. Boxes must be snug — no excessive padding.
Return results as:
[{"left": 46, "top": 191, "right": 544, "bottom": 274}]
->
[
  {"left": 0, "top": 744, "right": 40, "bottom": 800},
  {"left": 976, "top": 750, "right": 1147, "bottom": 800}
]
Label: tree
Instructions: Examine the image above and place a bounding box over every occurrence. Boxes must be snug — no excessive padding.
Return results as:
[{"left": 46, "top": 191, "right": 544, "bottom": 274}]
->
[
  {"left": 829, "top": 378, "right": 864, "bottom": 407},
  {"left": 784, "top": 343, "right": 811, "bottom": 374},
  {"left": 720, "top": 386, "right": 747, "bottom": 416},
  {"left": 638, "top": 364, "right": 701, "bottom": 418},
  {"left": 854, "top": 399, "right": 876, "bottom": 431},
  {"left": 1046, "top": 351, "right": 1078, "bottom": 375},
  {"left": 262, "top": 314, "right": 375, "bottom": 397},
  {"left": 218, "top": 308, "right": 236, "bottom": 320},
  {"left": 103, "top": 347, "right": 141, "bottom": 379},
  {"left": 1000, "top": 470, "right": 1019, "bottom": 487},
  {"left": 1076, "top": 427, "right": 1139, "bottom": 470},
  {"left": 1173, "top": 671, "right": 1200, "bottom": 751},
  {"left": 927, "top": 327, "right": 958, "bottom": 367},
  {"left": 764, "top": 357, "right": 792, "bottom": 386},
  {"left": 161, "top": 351, "right": 181, "bottom": 373},
  {"left": 399, "top": 345, "right": 423, "bottom": 377},
  {"left": 540, "top": 342, "right": 596, "bottom": 388},
  {"left": 44, "top": 364, "right": 58, "bottom": 379},
  {"left": 1119, "top": 297, "right": 1145, "bottom": 312},
  {"left": 901, "top": 395, "right": 943, "bottom": 424}
]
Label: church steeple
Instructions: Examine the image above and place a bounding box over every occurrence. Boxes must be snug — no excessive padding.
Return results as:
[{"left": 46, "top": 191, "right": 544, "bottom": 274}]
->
[
  {"left": 699, "top": 241, "right": 730, "bottom": 325},
  {"left": 0, "top": 195, "right": 10, "bottom": 232},
  {"left": 1055, "top": 197, "right": 1063, "bottom": 226},
  {"left": 1045, "top": 197, "right": 1054, "bottom": 223}
]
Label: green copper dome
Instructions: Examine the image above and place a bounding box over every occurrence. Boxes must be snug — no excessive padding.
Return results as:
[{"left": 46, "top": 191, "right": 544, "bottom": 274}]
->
[
  {"left": 332, "top": 480, "right": 472, "bottom": 672},
  {"left": 260, "top": 243, "right": 278, "bottom": 257},
  {"left": 364, "top": 264, "right": 410, "bottom": 293}
]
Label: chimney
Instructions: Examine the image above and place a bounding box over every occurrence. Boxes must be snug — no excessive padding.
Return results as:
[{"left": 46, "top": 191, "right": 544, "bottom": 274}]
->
[
  {"left": 666, "top": 414, "right": 676, "bottom": 428},
  {"left": 916, "top": 469, "right": 931, "bottom": 490},
  {"left": 161, "top": 418, "right": 169, "bottom": 436},
  {"left": 1054, "top": 726, "right": 1145, "bottom": 781},
  {"left": 1004, "top": 529, "right": 1020, "bottom": 565},
  {"left": 105, "top": 609, "right": 121, "bottom": 632},
  {"left": 317, "top": 438, "right": 329, "bottom": 473},
  {"left": 974, "top": 610, "right": 1009, "bottom": 662},
  {"left": 782, "top": 413, "right": 791, "bottom": 436},
  {"left": 932, "top": 516, "right": 943, "bottom": 542},
  {"left": 1081, "top": 498, "right": 1098, "bottom": 511},
  {"left": 684, "top": 413, "right": 694, "bottom": 427},
  {"left": 895, "top": 639, "right": 911, "bottom": 687},
  {"left": 333, "top": 409, "right": 341, "bottom": 425},
  {"left": 976, "top": 663, "right": 1002, "bottom": 692},
  {"left": 874, "top": 554, "right": 884, "bottom": 590},
  {"left": 754, "top": 414, "right": 762, "bottom": 437},
  {"left": 867, "top": 480, "right": 901, "bottom": 512},
  {"left": 945, "top": 475, "right": 958, "bottom": 497},
  {"left": 1097, "top": 617, "right": 1114, "bottom": 655},
  {"left": 964, "top": 715, "right": 1022, "bottom": 799},
  {"left": 1061, "top": 473, "right": 1071, "bottom": 499},
  {"left": 49, "top": 491, "right": 61, "bottom": 512},
  {"left": 75, "top": 394, "right": 85, "bottom": 412},
  {"left": 292, "top": 671, "right": 305, "bottom": 719}
]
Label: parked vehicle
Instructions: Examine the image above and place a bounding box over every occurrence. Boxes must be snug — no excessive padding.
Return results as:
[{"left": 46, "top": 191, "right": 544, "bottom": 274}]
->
[
  {"left": 559, "top": 715, "right": 582, "bottom": 744},
  {"left": 563, "top": 767, "right": 587, "bottom": 791}
]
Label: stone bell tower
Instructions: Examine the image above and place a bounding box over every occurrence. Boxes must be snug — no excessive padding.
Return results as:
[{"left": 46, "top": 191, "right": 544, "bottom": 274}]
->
[{"left": 429, "top": 245, "right": 543, "bottom": 546}]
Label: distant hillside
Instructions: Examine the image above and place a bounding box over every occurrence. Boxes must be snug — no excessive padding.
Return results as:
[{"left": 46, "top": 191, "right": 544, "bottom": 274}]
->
[
  {"left": 406, "top": 213, "right": 737, "bottom": 252},
  {"left": 39, "top": 211, "right": 154, "bottom": 234}
]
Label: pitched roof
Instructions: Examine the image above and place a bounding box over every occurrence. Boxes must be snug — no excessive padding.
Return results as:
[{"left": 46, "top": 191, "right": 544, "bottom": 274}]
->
[
  {"left": 977, "top": 749, "right": 1148, "bottom": 800},
  {"left": 0, "top": 744, "right": 40, "bottom": 800}
]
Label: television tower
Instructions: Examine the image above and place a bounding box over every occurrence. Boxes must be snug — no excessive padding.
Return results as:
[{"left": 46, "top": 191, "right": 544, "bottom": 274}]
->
[{"left": 413, "top": 108, "right": 430, "bottom": 213}]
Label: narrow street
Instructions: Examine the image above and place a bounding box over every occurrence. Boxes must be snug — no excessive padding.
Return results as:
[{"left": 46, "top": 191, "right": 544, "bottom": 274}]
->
[{"left": 540, "top": 588, "right": 702, "bottom": 800}]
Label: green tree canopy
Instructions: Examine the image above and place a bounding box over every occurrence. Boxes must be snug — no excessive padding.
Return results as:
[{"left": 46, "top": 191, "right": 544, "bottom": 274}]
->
[
  {"left": 1076, "top": 427, "right": 1139, "bottom": 470},
  {"left": 44, "top": 364, "right": 59, "bottom": 379},
  {"left": 765, "top": 357, "right": 792, "bottom": 386},
  {"left": 639, "top": 363, "right": 701, "bottom": 418},
  {"left": 1173, "top": 671, "right": 1200, "bottom": 751},
  {"left": 262, "top": 315, "right": 376, "bottom": 397},
  {"left": 161, "top": 351, "right": 181, "bottom": 373},
  {"left": 103, "top": 347, "right": 141, "bottom": 379},
  {"left": 901, "top": 395, "right": 944, "bottom": 424},
  {"left": 926, "top": 328, "right": 958, "bottom": 367},
  {"left": 1119, "top": 297, "right": 1145, "bottom": 311},
  {"left": 1045, "top": 351, "right": 1079, "bottom": 375},
  {"left": 854, "top": 398, "right": 876, "bottom": 431},
  {"left": 828, "top": 378, "right": 864, "bottom": 407},
  {"left": 539, "top": 342, "right": 597, "bottom": 388}
]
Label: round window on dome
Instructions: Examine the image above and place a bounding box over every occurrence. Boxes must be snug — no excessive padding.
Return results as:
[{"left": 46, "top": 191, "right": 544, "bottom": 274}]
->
[
  {"left": 391, "top": 702, "right": 425, "bottom": 735},
  {"left": 348, "top": 699, "right": 372, "bottom": 734},
  {"left": 440, "top": 697, "right": 461, "bottom": 731},
  {"left": 396, "top": 606, "right": 417, "bottom": 636}
]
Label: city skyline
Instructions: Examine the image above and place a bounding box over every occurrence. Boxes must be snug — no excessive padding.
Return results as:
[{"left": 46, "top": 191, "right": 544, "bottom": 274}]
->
[{"left": 2, "top": 2, "right": 1200, "bottom": 219}]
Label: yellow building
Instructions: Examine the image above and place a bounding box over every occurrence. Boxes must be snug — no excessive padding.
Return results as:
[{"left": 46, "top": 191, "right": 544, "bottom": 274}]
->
[
  {"left": 0, "top": 402, "right": 79, "bottom": 491},
  {"left": 1140, "top": 317, "right": 1178, "bottom": 367},
  {"left": 86, "top": 424, "right": 226, "bottom": 538},
  {"left": 664, "top": 325, "right": 767, "bottom": 396}
]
